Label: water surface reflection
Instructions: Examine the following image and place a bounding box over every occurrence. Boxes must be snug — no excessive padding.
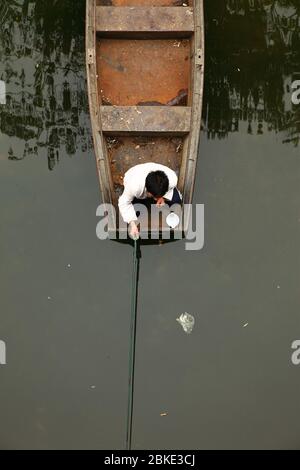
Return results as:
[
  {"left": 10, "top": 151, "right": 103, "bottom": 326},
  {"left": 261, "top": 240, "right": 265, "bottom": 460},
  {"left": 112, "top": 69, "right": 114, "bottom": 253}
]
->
[
  {"left": 1, "top": 0, "right": 300, "bottom": 168},
  {"left": 0, "top": 0, "right": 90, "bottom": 169},
  {"left": 204, "top": 0, "right": 300, "bottom": 145}
]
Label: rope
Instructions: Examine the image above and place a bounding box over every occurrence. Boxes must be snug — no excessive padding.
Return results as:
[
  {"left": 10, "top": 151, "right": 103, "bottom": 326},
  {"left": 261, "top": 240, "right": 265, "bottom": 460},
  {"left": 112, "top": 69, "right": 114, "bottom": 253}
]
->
[{"left": 125, "top": 239, "right": 141, "bottom": 451}]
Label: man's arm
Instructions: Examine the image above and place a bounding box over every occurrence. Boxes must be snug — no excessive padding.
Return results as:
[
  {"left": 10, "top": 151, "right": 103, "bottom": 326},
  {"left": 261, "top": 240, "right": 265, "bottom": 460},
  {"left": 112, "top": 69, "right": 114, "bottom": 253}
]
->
[
  {"left": 118, "top": 189, "right": 140, "bottom": 239},
  {"left": 118, "top": 188, "right": 138, "bottom": 224}
]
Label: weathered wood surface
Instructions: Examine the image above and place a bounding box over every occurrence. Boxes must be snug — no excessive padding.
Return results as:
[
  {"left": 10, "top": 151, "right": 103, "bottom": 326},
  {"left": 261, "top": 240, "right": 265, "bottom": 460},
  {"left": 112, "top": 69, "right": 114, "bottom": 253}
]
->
[
  {"left": 96, "top": 6, "right": 194, "bottom": 36},
  {"left": 101, "top": 106, "right": 191, "bottom": 134},
  {"left": 179, "top": 0, "right": 205, "bottom": 207},
  {"left": 86, "top": 0, "right": 115, "bottom": 210}
]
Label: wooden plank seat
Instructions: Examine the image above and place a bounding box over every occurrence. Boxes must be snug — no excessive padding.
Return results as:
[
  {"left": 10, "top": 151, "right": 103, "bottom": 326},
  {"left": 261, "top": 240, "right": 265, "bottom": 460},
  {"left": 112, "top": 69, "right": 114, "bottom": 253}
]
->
[
  {"left": 100, "top": 106, "right": 191, "bottom": 135},
  {"left": 96, "top": 6, "right": 194, "bottom": 37}
]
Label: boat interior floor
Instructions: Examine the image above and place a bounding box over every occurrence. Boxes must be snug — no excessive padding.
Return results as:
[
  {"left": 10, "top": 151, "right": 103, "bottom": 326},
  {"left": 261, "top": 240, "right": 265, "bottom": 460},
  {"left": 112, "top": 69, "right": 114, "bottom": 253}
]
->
[
  {"left": 96, "top": 35, "right": 191, "bottom": 193},
  {"left": 97, "top": 39, "right": 190, "bottom": 107},
  {"left": 107, "top": 135, "right": 183, "bottom": 196},
  {"left": 97, "top": 0, "right": 191, "bottom": 6}
]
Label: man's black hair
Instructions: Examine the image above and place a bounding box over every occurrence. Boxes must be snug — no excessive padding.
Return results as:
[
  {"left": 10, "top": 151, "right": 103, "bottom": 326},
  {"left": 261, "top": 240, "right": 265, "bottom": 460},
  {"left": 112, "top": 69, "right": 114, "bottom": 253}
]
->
[{"left": 145, "top": 171, "right": 169, "bottom": 198}]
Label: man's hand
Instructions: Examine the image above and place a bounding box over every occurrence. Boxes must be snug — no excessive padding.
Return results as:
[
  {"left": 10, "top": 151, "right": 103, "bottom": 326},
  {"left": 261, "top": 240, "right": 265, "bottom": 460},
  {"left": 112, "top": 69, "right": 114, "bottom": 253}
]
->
[
  {"left": 156, "top": 197, "right": 165, "bottom": 207},
  {"left": 128, "top": 221, "right": 140, "bottom": 240}
]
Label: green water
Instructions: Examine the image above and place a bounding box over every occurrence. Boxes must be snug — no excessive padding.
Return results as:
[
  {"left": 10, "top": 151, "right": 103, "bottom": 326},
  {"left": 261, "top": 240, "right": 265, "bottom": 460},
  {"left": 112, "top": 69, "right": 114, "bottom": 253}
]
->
[{"left": 0, "top": 0, "right": 300, "bottom": 449}]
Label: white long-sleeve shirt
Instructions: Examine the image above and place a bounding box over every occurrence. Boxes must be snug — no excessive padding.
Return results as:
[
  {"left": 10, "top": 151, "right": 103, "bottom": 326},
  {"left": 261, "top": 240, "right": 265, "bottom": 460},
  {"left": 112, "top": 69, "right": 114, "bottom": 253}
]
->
[{"left": 118, "top": 163, "right": 178, "bottom": 224}]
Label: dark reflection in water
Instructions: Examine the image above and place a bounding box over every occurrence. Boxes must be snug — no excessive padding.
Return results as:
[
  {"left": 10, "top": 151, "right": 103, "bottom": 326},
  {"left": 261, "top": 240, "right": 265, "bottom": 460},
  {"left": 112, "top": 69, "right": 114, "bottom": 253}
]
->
[
  {"left": 204, "top": 0, "right": 300, "bottom": 145},
  {"left": 0, "top": 0, "right": 300, "bottom": 170},
  {"left": 0, "top": 0, "right": 91, "bottom": 170}
]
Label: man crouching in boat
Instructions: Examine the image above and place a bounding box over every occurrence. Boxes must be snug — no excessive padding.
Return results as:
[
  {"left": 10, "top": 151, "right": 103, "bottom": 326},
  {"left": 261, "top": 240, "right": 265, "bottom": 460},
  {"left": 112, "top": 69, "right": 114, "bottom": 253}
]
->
[{"left": 118, "top": 163, "right": 182, "bottom": 240}]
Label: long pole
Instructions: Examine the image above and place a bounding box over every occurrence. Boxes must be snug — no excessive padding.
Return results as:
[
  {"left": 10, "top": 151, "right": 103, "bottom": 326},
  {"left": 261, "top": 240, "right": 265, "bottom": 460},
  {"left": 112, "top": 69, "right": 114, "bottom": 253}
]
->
[{"left": 126, "top": 239, "right": 141, "bottom": 450}]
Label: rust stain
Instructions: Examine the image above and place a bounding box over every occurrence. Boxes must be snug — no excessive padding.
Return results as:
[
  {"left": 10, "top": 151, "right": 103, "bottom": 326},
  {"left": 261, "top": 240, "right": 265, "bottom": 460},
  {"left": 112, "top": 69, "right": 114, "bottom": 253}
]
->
[
  {"left": 97, "top": 39, "right": 190, "bottom": 106},
  {"left": 99, "top": 53, "right": 126, "bottom": 73}
]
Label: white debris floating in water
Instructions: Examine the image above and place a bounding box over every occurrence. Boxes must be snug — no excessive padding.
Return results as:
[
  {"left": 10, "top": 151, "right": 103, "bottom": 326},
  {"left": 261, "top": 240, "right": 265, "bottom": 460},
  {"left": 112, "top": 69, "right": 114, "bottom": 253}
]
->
[{"left": 176, "top": 312, "right": 195, "bottom": 334}]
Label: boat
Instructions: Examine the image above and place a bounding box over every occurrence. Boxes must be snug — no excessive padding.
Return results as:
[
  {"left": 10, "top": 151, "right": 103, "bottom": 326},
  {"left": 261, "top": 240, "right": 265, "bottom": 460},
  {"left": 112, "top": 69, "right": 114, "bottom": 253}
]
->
[{"left": 86, "top": 0, "right": 204, "bottom": 240}]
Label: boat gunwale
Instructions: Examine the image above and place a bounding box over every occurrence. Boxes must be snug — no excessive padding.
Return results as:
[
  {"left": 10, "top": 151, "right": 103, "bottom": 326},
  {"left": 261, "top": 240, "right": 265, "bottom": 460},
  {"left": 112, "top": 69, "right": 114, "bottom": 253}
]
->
[
  {"left": 180, "top": 0, "right": 205, "bottom": 208},
  {"left": 86, "top": 0, "right": 116, "bottom": 231}
]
